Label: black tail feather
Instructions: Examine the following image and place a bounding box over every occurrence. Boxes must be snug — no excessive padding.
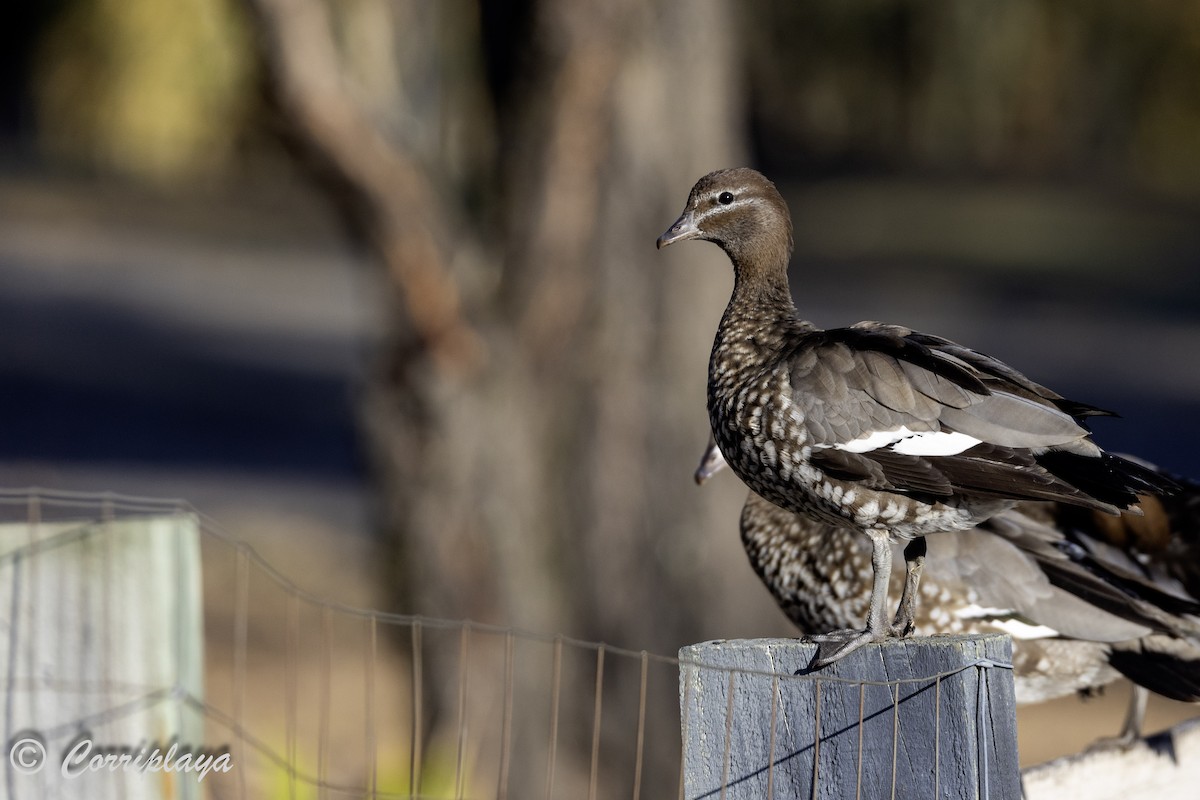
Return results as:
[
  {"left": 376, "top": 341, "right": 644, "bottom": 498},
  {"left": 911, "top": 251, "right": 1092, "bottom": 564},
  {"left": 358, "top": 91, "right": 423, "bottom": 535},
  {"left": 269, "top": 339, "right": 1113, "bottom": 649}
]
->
[
  {"left": 1108, "top": 641, "right": 1200, "bottom": 703},
  {"left": 1054, "top": 398, "right": 1120, "bottom": 420},
  {"left": 1037, "top": 451, "right": 1179, "bottom": 510}
]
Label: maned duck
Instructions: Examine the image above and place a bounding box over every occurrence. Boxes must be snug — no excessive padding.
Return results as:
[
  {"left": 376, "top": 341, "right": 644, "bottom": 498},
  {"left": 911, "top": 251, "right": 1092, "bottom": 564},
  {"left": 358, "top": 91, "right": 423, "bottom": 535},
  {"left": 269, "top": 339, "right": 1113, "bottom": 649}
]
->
[
  {"left": 658, "top": 167, "right": 1176, "bottom": 666},
  {"left": 697, "top": 441, "right": 1200, "bottom": 745}
]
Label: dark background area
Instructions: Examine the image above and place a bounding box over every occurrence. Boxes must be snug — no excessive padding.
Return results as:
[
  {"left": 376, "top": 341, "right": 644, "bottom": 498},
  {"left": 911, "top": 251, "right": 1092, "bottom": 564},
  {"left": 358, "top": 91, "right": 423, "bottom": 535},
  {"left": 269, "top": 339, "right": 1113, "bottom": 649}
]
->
[{"left": 3, "top": 1, "right": 1198, "bottom": 492}]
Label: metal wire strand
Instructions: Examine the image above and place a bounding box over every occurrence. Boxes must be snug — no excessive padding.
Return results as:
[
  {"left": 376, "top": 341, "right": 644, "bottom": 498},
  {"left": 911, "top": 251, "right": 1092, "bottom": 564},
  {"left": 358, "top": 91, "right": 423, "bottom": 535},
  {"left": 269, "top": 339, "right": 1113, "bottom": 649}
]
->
[
  {"left": 233, "top": 547, "right": 250, "bottom": 800},
  {"left": 977, "top": 664, "right": 991, "bottom": 800},
  {"left": 934, "top": 674, "right": 942, "bottom": 799},
  {"left": 632, "top": 650, "right": 649, "bottom": 800},
  {"left": 766, "top": 675, "right": 779, "bottom": 800},
  {"left": 365, "top": 615, "right": 378, "bottom": 800},
  {"left": 412, "top": 620, "right": 428, "bottom": 797},
  {"left": 719, "top": 670, "right": 736, "bottom": 800},
  {"left": 544, "top": 635, "right": 563, "bottom": 800},
  {"left": 285, "top": 593, "right": 300, "bottom": 800},
  {"left": 588, "top": 645, "right": 607, "bottom": 800},
  {"left": 810, "top": 679, "right": 821, "bottom": 800},
  {"left": 455, "top": 624, "right": 472, "bottom": 800},
  {"left": 855, "top": 682, "right": 865, "bottom": 800},
  {"left": 497, "top": 631, "right": 516, "bottom": 800},
  {"left": 318, "top": 605, "right": 332, "bottom": 797},
  {"left": 890, "top": 682, "right": 900, "bottom": 800}
]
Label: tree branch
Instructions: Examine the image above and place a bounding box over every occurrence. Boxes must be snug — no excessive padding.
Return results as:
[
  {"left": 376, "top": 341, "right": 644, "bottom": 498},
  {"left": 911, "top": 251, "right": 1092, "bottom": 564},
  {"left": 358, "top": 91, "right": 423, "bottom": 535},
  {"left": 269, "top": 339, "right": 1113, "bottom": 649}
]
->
[{"left": 243, "top": 0, "right": 480, "bottom": 371}]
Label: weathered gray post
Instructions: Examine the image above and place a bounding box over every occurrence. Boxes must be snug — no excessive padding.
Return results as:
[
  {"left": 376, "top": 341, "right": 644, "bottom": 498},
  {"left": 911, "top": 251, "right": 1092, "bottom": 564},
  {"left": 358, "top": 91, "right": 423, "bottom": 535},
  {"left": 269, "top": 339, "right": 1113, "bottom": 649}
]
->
[
  {"left": 679, "top": 635, "right": 1019, "bottom": 800},
  {"left": 1, "top": 513, "right": 205, "bottom": 800}
]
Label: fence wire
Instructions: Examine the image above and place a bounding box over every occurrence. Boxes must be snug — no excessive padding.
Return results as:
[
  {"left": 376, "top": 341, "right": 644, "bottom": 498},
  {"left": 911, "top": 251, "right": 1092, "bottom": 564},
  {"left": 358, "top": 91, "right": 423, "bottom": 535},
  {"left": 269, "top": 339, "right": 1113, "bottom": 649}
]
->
[{"left": 0, "top": 488, "right": 1017, "bottom": 800}]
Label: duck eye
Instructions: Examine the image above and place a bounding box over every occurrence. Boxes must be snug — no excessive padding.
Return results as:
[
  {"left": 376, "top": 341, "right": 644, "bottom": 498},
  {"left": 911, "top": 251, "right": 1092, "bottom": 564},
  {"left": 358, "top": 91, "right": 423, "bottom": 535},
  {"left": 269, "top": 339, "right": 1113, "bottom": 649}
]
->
[{"left": 718, "top": 192, "right": 734, "bottom": 205}]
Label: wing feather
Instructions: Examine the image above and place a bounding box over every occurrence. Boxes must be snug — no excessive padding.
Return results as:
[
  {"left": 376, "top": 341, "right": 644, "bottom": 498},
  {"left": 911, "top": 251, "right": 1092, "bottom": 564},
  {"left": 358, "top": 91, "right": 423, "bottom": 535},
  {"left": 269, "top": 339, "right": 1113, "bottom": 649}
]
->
[
  {"left": 780, "top": 322, "right": 1154, "bottom": 512},
  {"left": 938, "top": 393, "right": 1095, "bottom": 451}
]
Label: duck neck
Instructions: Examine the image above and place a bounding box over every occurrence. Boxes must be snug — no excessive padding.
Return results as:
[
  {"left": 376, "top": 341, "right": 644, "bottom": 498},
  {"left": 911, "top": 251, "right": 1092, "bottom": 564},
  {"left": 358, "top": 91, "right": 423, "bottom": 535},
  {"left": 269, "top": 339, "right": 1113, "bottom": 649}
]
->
[
  {"left": 730, "top": 259, "right": 795, "bottom": 312},
  {"left": 711, "top": 257, "right": 809, "bottom": 389},
  {"left": 718, "top": 255, "right": 803, "bottom": 340}
]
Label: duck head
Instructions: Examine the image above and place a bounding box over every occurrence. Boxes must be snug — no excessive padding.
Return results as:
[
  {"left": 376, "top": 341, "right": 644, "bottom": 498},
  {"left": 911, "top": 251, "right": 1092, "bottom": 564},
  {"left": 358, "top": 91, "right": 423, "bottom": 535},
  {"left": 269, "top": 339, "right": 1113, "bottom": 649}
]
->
[{"left": 657, "top": 167, "right": 794, "bottom": 275}]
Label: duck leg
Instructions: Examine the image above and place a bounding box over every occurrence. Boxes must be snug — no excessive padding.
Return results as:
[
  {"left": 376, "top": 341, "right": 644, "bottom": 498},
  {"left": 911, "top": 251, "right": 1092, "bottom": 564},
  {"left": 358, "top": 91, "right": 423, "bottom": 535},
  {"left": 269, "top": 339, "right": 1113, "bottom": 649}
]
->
[
  {"left": 1086, "top": 685, "right": 1148, "bottom": 752},
  {"left": 891, "top": 536, "right": 927, "bottom": 637},
  {"left": 809, "top": 529, "right": 894, "bottom": 668}
]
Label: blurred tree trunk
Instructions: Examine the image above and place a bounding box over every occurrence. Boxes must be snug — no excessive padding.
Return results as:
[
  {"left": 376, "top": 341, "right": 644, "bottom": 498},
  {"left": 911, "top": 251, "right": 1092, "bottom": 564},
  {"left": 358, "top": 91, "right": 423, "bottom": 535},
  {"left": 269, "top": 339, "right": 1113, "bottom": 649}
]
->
[
  {"left": 245, "top": 0, "right": 743, "bottom": 793},
  {"left": 457, "top": 0, "right": 745, "bottom": 646},
  {"left": 247, "top": 0, "right": 742, "bottom": 640}
]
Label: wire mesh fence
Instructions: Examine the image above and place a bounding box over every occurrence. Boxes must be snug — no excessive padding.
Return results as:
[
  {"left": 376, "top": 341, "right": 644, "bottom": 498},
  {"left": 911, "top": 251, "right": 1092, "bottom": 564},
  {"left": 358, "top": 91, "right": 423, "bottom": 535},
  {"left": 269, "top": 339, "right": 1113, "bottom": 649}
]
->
[
  {"left": 0, "top": 489, "right": 691, "bottom": 799},
  {"left": 0, "top": 489, "right": 1021, "bottom": 799}
]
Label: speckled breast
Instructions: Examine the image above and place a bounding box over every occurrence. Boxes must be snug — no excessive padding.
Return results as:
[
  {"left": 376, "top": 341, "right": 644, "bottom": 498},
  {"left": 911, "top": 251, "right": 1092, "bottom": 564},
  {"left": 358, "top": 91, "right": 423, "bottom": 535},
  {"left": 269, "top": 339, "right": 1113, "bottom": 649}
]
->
[{"left": 709, "top": 372, "right": 981, "bottom": 539}]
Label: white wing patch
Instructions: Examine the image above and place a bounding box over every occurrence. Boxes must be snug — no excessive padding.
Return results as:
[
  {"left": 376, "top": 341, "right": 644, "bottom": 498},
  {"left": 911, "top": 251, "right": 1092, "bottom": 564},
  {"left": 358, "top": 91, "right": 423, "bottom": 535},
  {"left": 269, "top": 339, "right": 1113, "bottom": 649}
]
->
[
  {"left": 836, "top": 428, "right": 914, "bottom": 453},
  {"left": 832, "top": 426, "right": 982, "bottom": 457},
  {"left": 955, "top": 604, "right": 1060, "bottom": 640},
  {"left": 892, "top": 430, "right": 982, "bottom": 456},
  {"left": 985, "top": 618, "right": 1061, "bottom": 640}
]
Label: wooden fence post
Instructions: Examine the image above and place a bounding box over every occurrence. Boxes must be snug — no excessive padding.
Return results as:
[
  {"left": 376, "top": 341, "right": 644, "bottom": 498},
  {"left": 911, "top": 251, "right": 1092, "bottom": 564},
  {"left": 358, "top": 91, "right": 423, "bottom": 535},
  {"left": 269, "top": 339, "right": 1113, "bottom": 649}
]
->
[
  {"left": 679, "top": 635, "right": 1020, "bottom": 800},
  {"left": 1, "top": 513, "right": 205, "bottom": 799}
]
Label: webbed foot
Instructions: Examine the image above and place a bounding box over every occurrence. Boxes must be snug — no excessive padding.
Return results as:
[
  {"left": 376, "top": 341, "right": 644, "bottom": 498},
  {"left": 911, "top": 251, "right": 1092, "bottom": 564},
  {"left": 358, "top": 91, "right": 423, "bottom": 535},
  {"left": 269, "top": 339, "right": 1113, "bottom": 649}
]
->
[
  {"left": 889, "top": 609, "right": 916, "bottom": 639},
  {"left": 807, "top": 627, "right": 890, "bottom": 669},
  {"left": 1083, "top": 730, "right": 1141, "bottom": 754},
  {"left": 1084, "top": 686, "right": 1147, "bottom": 753}
]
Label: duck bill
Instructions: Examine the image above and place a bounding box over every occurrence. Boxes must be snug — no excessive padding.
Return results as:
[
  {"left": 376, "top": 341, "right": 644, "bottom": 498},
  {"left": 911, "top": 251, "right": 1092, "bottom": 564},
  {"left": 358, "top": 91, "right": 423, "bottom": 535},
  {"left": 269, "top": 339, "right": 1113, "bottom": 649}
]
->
[
  {"left": 694, "top": 438, "right": 728, "bottom": 485},
  {"left": 657, "top": 210, "right": 700, "bottom": 249}
]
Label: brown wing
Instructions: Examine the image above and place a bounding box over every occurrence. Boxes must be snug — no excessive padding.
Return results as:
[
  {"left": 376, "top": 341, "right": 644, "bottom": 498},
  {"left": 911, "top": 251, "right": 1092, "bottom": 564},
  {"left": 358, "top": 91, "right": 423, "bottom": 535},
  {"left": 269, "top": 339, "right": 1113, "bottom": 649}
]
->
[{"left": 784, "top": 323, "right": 1141, "bottom": 510}]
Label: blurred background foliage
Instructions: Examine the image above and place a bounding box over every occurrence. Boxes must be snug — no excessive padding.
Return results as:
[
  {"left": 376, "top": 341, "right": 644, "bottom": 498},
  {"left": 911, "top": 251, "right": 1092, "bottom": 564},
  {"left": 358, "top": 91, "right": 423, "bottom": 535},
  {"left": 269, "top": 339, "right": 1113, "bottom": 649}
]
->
[
  {"left": 747, "top": 0, "right": 1200, "bottom": 193},
  {"left": 16, "top": 0, "right": 1200, "bottom": 192},
  {"left": 3, "top": 0, "right": 1200, "bottom": 792},
  {"left": 32, "top": 0, "right": 253, "bottom": 181}
]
